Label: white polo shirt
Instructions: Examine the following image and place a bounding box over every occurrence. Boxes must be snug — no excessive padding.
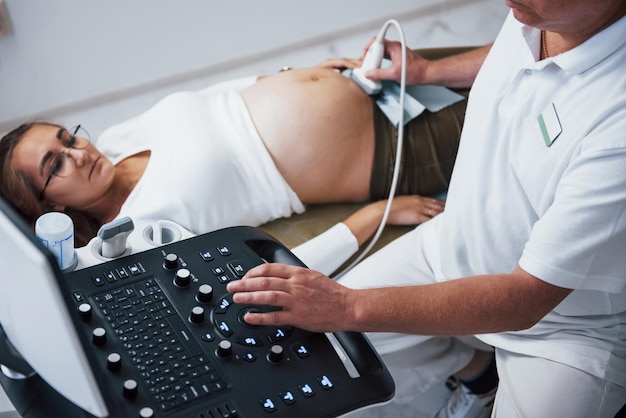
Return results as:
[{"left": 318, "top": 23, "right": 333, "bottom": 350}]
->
[{"left": 433, "top": 12, "right": 626, "bottom": 384}]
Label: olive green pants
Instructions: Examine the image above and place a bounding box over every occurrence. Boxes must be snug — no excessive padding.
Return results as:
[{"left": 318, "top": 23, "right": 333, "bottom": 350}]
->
[{"left": 369, "top": 47, "right": 473, "bottom": 199}]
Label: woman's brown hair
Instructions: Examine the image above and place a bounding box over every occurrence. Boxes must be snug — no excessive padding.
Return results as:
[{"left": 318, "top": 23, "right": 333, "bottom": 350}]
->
[{"left": 1, "top": 123, "right": 102, "bottom": 246}]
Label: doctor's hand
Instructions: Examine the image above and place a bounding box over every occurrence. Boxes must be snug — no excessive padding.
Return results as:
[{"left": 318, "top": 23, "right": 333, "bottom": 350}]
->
[
  {"left": 227, "top": 264, "right": 356, "bottom": 333},
  {"left": 359, "top": 38, "right": 431, "bottom": 85}
]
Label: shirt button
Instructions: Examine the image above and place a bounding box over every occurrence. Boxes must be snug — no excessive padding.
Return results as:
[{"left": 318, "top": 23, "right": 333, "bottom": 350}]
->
[{"left": 524, "top": 69, "right": 532, "bottom": 76}]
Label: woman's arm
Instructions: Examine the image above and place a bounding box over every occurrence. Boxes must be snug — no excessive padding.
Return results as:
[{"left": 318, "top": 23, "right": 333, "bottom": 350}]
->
[
  {"left": 257, "top": 57, "right": 362, "bottom": 82},
  {"left": 343, "top": 195, "right": 444, "bottom": 246},
  {"left": 290, "top": 196, "right": 444, "bottom": 275}
]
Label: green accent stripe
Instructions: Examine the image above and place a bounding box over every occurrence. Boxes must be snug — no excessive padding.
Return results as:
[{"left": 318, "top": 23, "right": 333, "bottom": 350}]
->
[{"left": 537, "top": 114, "right": 551, "bottom": 146}]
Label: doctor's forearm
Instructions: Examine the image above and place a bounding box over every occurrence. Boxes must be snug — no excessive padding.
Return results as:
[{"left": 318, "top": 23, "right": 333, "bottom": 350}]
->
[
  {"left": 348, "top": 267, "right": 572, "bottom": 335},
  {"left": 422, "top": 44, "right": 492, "bottom": 89}
]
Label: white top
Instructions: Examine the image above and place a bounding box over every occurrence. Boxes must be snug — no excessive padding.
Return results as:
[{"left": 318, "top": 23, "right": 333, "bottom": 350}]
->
[
  {"left": 291, "top": 222, "right": 358, "bottom": 276},
  {"left": 429, "top": 12, "right": 626, "bottom": 384},
  {"left": 96, "top": 77, "right": 359, "bottom": 274},
  {"left": 96, "top": 76, "right": 305, "bottom": 235}
]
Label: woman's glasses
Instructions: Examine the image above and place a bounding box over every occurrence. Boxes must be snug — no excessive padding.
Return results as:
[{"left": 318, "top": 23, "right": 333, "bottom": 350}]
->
[{"left": 38, "top": 125, "right": 91, "bottom": 201}]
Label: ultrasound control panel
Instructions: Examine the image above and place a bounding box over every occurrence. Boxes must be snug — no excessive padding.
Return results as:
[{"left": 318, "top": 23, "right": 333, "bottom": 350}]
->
[{"left": 64, "top": 226, "right": 394, "bottom": 417}]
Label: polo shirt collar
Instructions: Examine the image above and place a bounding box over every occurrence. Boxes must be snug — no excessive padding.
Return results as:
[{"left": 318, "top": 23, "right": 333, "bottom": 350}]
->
[{"left": 521, "top": 13, "right": 626, "bottom": 74}]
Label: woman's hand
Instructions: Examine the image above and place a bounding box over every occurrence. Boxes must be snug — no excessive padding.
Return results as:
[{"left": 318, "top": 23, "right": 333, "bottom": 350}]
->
[
  {"left": 314, "top": 57, "right": 361, "bottom": 72},
  {"left": 344, "top": 195, "right": 445, "bottom": 246},
  {"left": 386, "top": 195, "right": 445, "bottom": 225}
]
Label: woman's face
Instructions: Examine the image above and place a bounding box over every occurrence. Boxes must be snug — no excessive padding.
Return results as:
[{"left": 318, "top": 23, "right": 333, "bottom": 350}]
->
[{"left": 12, "top": 124, "right": 116, "bottom": 210}]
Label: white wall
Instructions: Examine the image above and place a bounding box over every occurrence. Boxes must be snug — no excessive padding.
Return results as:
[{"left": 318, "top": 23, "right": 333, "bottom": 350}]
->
[
  {"left": 0, "top": 1, "right": 510, "bottom": 414},
  {"left": 0, "top": 0, "right": 509, "bottom": 137}
]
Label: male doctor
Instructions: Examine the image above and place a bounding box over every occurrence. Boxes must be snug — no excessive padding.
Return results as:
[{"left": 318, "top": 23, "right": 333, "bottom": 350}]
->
[{"left": 229, "top": 1, "right": 626, "bottom": 416}]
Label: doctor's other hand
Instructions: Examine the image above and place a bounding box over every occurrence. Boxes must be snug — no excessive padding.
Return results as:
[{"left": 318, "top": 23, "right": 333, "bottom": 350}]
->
[{"left": 227, "top": 264, "right": 355, "bottom": 333}]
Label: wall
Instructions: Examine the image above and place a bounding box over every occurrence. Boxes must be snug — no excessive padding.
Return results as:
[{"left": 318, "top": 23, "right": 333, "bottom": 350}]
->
[
  {"left": 0, "top": 1, "right": 509, "bottom": 414},
  {"left": 0, "top": 0, "right": 509, "bottom": 137}
]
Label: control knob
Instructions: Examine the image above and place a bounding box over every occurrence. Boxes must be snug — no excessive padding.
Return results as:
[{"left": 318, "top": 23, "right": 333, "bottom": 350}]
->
[
  {"left": 78, "top": 303, "right": 92, "bottom": 321},
  {"left": 190, "top": 306, "right": 205, "bottom": 324},
  {"left": 139, "top": 407, "right": 155, "bottom": 418},
  {"left": 123, "top": 379, "right": 139, "bottom": 399},
  {"left": 107, "top": 352, "right": 122, "bottom": 371},
  {"left": 92, "top": 327, "right": 107, "bottom": 346},
  {"left": 174, "top": 268, "right": 191, "bottom": 287},
  {"left": 216, "top": 340, "right": 233, "bottom": 358},
  {"left": 268, "top": 344, "right": 284, "bottom": 363},
  {"left": 163, "top": 253, "right": 179, "bottom": 270},
  {"left": 197, "top": 284, "right": 213, "bottom": 303}
]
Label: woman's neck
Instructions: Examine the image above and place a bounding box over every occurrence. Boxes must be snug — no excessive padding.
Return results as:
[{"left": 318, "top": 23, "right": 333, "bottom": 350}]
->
[{"left": 97, "top": 151, "right": 151, "bottom": 223}]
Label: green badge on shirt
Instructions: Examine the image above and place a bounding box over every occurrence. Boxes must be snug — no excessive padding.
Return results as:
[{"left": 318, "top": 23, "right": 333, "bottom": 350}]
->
[{"left": 537, "top": 102, "right": 562, "bottom": 147}]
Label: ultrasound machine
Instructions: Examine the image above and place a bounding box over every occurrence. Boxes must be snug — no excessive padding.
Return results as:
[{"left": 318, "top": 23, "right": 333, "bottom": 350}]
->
[{"left": 0, "top": 197, "right": 394, "bottom": 417}]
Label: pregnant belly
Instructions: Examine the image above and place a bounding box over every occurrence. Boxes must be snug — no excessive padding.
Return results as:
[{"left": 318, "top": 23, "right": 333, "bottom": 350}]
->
[{"left": 241, "top": 68, "right": 375, "bottom": 202}]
